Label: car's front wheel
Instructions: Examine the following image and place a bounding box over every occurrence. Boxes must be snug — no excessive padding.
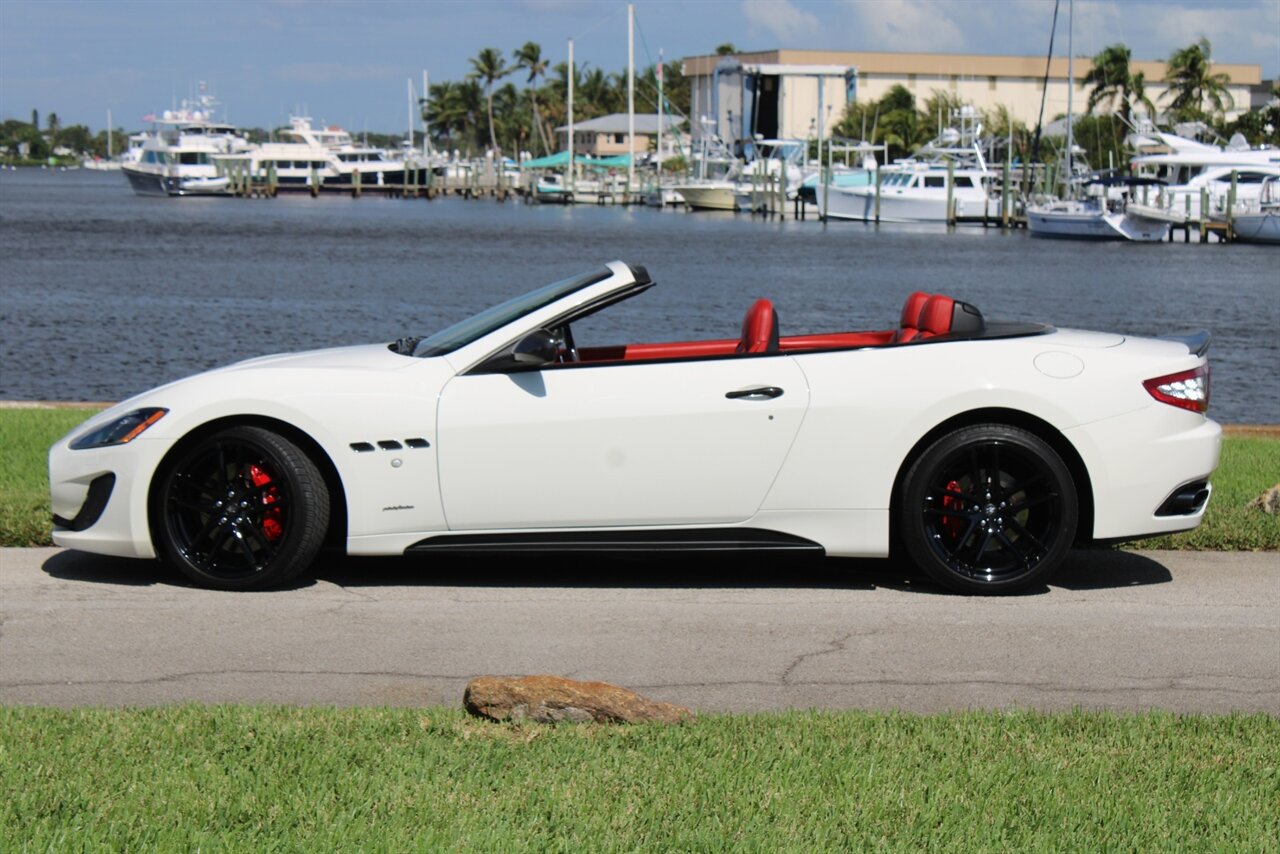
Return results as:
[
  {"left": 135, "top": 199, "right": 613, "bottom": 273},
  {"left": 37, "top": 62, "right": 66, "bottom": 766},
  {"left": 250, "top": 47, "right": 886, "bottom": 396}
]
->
[
  {"left": 898, "top": 424, "right": 1077, "bottom": 594},
  {"left": 154, "top": 426, "right": 329, "bottom": 590}
]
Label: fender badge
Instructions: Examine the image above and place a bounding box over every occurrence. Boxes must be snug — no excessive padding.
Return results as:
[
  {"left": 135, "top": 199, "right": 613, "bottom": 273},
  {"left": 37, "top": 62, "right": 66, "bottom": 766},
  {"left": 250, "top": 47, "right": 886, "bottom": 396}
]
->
[{"left": 382, "top": 505, "right": 415, "bottom": 512}]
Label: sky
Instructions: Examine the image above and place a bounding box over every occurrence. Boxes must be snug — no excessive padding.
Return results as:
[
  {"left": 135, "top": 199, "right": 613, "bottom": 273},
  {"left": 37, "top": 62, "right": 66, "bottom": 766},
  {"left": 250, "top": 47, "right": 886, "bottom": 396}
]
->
[{"left": 1, "top": 0, "right": 1276, "bottom": 133}]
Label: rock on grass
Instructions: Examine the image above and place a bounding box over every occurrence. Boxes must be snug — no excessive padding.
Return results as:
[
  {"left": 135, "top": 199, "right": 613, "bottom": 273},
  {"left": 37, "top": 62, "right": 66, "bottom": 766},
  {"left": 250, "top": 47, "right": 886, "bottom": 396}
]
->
[{"left": 464, "top": 675, "right": 692, "bottom": 724}]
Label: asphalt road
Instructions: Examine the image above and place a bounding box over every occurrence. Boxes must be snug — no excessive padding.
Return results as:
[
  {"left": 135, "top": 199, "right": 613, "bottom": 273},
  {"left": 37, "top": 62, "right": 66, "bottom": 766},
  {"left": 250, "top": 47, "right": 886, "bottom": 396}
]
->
[{"left": 1, "top": 547, "right": 1276, "bottom": 714}]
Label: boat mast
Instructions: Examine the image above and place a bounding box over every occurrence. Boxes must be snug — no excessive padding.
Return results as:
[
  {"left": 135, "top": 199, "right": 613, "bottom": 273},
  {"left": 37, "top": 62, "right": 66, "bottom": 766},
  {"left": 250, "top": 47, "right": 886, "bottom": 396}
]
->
[
  {"left": 107, "top": 108, "right": 113, "bottom": 160},
  {"left": 627, "top": 3, "right": 635, "bottom": 195},
  {"left": 658, "top": 49, "right": 664, "bottom": 179},
  {"left": 407, "top": 78, "right": 414, "bottom": 149},
  {"left": 1066, "top": 0, "right": 1074, "bottom": 198},
  {"left": 568, "top": 38, "right": 575, "bottom": 193},
  {"left": 423, "top": 70, "right": 430, "bottom": 160}
]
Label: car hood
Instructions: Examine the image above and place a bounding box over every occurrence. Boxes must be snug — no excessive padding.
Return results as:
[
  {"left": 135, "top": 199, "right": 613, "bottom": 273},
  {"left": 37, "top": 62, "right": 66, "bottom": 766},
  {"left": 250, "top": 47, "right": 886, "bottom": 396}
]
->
[
  {"left": 217, "top": 342, "right": 414, "bottom": 373},
  {"left": 81, "top": 343, "right": 419, "bottom": 427}
]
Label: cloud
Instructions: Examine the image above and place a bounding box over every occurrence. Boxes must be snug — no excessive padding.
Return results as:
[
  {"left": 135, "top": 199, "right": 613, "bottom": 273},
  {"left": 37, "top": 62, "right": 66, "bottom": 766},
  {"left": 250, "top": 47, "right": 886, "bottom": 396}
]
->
[
  {"left": 742, "top": 0, "right": 821, "bottom": 45},
  {"left": 1148, "top": 6, "right": 1280, "bottom": 59},
  {"left": 839, "top": 0, "right": 964, "bottom": 53}
]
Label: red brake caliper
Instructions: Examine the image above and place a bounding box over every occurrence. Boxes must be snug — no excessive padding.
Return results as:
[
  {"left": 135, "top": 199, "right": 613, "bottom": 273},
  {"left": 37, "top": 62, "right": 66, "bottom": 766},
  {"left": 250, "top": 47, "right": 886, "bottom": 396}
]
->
[
  {"left": 249, "top": 464, "right": 284, "bottom": 542},
  {"left": 941, "top": 479, "right": 964, "bottom": 539}
]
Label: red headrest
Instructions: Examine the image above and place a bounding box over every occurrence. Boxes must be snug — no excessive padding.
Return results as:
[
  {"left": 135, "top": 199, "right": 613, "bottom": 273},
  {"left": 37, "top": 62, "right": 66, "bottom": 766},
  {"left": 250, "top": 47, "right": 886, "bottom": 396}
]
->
[
  {"left": 900, "top": 291, "right": 931, "bottom": 329},
  {"left": 919, "top": 295, "right": 956, "bottom": 337},
  {"left": 737, "top": 298, "right": 780, "bottom": 354}
]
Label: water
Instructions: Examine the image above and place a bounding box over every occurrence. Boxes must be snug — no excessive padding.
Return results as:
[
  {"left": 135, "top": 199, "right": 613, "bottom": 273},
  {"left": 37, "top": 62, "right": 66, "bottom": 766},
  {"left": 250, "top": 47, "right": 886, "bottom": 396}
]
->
[{"left": 1, "top": 168, "right": 1276, "bottom": 422}]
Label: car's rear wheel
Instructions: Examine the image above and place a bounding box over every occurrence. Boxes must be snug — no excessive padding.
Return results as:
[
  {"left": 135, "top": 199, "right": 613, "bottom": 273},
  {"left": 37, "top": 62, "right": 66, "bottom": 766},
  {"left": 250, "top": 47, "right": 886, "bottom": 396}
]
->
[
  {"left": 154, "top": 426, "right": 329, "bottom": 590},
  {"left": 898, "top": 424, "right": 1077, "bottom": 594}
]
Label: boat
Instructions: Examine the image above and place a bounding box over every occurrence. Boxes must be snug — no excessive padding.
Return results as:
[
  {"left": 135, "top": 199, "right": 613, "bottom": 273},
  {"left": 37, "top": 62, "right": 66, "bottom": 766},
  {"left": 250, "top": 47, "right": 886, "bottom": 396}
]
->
[
  {"left": 671, "top": 132, "right": 746, "bottom": 211},
  {"left": 120, "top": 88, "right": 251, "bottom": 196},
  {"left": 1125, "top": 130, "right": 1280, "bottom": 223},
  {"left": 1025, "top": 169, "right": 1172, "bottom": 242},
  {"left": 534, "top": 172, "right": 574, "bottom": 203},
  {"left": 1026, "top": 196, "right": 1169, "bottom": 241},
  {"left": 285, "top": 118, "right": 408, "bottom": 186},
  {"left": 817, "top": 106, "right": 993, "bottom": 223},
  {"left": 1226, "top": 176, "right": 1280, "bottom": 244},
  {"left": 675, "top": 179, "right": 743, "bottom": 211},
  {"left": 224, "top": 117, "right": 407, "bottom": 189}
]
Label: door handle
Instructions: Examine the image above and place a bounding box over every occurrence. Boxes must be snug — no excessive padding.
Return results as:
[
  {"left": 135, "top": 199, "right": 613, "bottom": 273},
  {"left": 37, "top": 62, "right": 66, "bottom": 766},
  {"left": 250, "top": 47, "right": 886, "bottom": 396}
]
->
[{"left": 725, "top": 386, "right": 784, "bottom": 399}]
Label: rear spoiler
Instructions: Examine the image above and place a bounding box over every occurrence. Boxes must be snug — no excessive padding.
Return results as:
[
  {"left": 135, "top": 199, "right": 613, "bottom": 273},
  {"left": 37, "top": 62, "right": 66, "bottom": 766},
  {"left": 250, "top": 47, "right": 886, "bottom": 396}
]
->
[{"left": 1157, "top": 330, "right": 1211, "bottom": 358}]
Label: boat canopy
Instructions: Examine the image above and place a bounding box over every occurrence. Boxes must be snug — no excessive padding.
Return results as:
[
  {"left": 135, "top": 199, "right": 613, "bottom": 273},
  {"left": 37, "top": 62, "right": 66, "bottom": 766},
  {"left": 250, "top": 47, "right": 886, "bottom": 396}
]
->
[
  {"left": 522, "top": 151, "right": 571, "bottom": 168},
  {"left": 521, "top": 151, "right": 632, "bottom": 170}
]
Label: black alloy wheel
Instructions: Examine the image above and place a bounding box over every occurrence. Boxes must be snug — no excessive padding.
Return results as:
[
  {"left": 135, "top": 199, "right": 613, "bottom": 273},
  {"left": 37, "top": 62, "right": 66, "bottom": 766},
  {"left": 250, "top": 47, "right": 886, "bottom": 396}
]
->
[
  {"left": 154, "top": 426, "right": 329, "bottom": 590},
  {"left": 899, "top": 424, "right": 1078, "bottom": 594}
]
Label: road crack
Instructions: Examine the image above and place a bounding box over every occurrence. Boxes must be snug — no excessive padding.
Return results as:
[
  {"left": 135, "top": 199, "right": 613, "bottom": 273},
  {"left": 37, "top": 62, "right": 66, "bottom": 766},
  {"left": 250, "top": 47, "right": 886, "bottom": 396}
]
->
[{"left": 781, "top": 632, "right": 855, "bottom": 685}]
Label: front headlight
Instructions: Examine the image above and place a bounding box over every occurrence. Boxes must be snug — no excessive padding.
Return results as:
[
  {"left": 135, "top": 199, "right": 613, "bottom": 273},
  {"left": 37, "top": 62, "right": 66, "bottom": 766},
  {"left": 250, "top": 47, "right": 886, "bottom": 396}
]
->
[{"left": 70, "top": 408, "right": 168, "bottom": 450}]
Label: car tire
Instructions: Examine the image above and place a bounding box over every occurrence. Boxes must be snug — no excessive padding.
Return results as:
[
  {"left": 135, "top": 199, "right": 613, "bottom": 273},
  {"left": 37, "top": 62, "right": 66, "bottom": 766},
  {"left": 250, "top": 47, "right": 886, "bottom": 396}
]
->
[
  {"left": 153, "top": 426, "right": 329, "bottom": 590},
  {"left": 898, "top": 424, "right": 1077, "bottom": 594}
]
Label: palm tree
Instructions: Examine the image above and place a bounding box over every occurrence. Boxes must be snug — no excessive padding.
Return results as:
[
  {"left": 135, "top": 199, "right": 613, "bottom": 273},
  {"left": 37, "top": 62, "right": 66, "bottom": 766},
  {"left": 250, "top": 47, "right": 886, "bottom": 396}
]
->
[
  {"left": 429, "top": 79, "right": 485, "bottom": 155},
  {"left": 468, "top": 47, "right": 510, "bottom": 152},
  {"left": 1081, "top": 44, "right": 1155, "bottom": 124},
  {"left": 876, "top": 85, "right": 922, "bottom": 161},
  {"left": 1163, "top": 37, "right": 1234, "bottom": 122},
  {"left": 513, "top": 41, "right": 550, "bottom": 155},
  {"left": 578, "top": 68, "right": 613, "bottom": 119}
]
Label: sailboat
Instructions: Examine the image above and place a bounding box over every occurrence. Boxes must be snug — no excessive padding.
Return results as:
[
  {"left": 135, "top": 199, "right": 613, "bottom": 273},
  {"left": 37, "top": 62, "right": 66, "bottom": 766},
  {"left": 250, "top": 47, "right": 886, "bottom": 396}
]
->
[{"left": 1025, "top": 0, "right": 1168, "bottom": 241}]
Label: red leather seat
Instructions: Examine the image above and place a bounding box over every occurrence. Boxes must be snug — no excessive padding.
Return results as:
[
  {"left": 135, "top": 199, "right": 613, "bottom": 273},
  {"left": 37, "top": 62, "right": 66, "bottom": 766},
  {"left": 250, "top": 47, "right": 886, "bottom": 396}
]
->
[
  {"left": 894, "top": 291, "right": 933, "bottom": 343},
  {"left": 916, "top": 295, "right": 957, "bottom": 339},
  {"left": 736, "top": 299, "right": 780, "bottom": 354}
]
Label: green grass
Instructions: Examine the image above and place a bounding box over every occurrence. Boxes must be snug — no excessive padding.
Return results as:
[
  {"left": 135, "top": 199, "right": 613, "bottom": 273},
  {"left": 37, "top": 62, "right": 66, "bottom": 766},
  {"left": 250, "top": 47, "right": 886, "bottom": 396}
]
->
[
  {"left": 0, "top": 407, "right": 1275, "bottom": 550},
  {"left": 1, "top": 706, "right": 1276, "bottom": 850},
  {"left": 0, "top": 407, "right": 101, "bottom": 547}
]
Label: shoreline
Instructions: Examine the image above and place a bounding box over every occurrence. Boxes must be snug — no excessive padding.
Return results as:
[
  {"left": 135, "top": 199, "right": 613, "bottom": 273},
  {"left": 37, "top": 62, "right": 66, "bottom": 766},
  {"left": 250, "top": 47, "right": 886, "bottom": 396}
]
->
[{"left": 4, "top": 400, "right": 1277, "bottom": 438}]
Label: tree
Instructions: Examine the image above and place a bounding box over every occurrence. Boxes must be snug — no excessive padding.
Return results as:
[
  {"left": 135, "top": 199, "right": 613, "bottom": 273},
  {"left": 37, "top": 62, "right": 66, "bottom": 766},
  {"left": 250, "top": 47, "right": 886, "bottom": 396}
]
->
[
  {"left": 982, "top": 103, "right": 1032, "bottom": 165},
  {"left": 1081, "top": 43, "right": 1155, "bottom": 124},
  {"left": 468, "top": 46, "right": 510, "bottom": 152},
  {"left": 1163, "top": 37, "right": 1234, "bottom": 122},
  {"left": 715, "top": 43, "right": 737, "bottom": 56},
  {"left": 877, "top": 86, "right": 923, "bottom": 160},
  {"left": 513, "top": 41, "right": 551, "bottom": 155},
  {"left": 578, "top": 67, "right": 616, "bottom": 119},
  {"left": 921, "top": 89, "right": 964, "bottom": 137},
  {"left": 429, "top": 79, "right": 485, "bottom": 155},
  {"left": 1222, "top": 84, "right": 1280, "bottom": 146}
]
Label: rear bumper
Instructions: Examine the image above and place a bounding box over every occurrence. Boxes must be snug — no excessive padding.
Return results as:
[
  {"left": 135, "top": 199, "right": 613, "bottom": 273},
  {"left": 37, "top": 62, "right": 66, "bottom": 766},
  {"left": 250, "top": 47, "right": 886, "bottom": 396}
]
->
[{"left": 1066, "top": 407, "right": 1222, "bottom": 540}]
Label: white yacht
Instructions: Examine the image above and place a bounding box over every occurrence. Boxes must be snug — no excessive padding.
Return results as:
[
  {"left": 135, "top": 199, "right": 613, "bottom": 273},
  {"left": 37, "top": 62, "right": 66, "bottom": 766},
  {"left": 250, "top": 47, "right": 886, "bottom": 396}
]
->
[
  {"left": 1126, "top": 131, "right": 1280, "bottom": 223},
  {"left": 121, "top": 90, "right": 250, "bottom": 196},
  {"left": 284, "top": 118, "right": 408, "bottom": 186},
  {"left": 230, "top": 117, "right": 408, "bottom": 188},
  {"left": 817, "top": 107, "right": 992, "bottom": 223}
]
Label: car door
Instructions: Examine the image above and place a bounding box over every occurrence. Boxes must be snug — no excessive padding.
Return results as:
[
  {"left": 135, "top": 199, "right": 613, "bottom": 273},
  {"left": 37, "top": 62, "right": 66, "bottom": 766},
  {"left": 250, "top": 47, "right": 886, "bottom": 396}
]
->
[{"left": 435, "top": 356, "right": 809, "bottom": 530}]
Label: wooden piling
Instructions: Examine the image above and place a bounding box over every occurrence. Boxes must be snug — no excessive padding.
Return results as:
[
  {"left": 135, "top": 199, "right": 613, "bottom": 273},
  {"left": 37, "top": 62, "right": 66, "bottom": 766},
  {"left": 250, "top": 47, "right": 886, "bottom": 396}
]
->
[{"left": 946, "top": 160, "right": 956, "bottom": 226}]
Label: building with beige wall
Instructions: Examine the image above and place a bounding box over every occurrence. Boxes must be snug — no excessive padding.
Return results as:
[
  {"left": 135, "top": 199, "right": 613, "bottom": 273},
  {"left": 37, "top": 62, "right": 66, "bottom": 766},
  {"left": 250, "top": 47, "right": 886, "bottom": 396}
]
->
[
  {"left": 681, "top": 49, "right": 1261, "bottom": 145},
  {"left": 555, "top": 113, "right": 683, "bottom": 157}
]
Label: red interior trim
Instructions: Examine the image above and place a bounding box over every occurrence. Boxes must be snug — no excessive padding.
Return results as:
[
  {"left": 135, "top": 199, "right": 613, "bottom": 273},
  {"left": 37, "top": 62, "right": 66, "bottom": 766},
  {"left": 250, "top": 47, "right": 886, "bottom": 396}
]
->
[
  {"left": 780, "top": 331, "right": 894, "bottom": 351},
  {"left": 572, "top": 292, "right": 961, "bottom": 365}
]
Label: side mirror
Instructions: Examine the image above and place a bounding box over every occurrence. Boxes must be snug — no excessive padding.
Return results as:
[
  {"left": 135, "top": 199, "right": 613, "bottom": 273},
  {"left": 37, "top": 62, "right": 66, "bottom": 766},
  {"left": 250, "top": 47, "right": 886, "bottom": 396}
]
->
[
  {"left": 511, "top": 329, "right": 561, "bottom": 366},
  {"left": 476, "top": 328, "right": 561, "bottom": 373}
]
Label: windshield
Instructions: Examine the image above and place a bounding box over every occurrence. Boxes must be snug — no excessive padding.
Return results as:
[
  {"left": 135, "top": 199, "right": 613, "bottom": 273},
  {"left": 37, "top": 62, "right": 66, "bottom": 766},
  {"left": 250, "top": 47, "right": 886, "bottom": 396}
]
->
[{"left": 412, "top": 267, "right": 611, "bottom": 358}]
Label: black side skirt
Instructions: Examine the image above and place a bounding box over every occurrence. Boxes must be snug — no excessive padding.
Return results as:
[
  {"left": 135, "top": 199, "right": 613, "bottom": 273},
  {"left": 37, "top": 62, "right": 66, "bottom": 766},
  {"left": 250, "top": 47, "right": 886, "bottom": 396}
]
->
[{"left": 405, "top": 528, "right": 825, "bottom": 555}]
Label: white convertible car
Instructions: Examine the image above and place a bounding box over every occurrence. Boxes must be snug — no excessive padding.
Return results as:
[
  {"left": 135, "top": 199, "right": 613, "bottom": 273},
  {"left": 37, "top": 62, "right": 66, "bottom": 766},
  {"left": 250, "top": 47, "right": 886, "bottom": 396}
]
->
[{"left": 50, "top": 261, "right": 1221, "bottom": 593}]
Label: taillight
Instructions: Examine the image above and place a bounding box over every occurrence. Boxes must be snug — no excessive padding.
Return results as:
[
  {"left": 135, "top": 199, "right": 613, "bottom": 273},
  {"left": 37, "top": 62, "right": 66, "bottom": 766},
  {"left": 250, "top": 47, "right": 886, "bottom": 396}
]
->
[{"left": 1144, "top": 365, "right": 1209, "bottom": 413}]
